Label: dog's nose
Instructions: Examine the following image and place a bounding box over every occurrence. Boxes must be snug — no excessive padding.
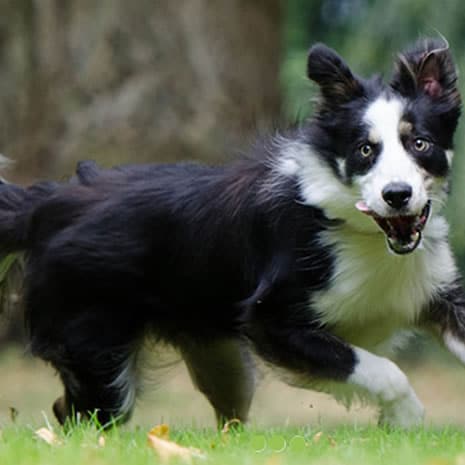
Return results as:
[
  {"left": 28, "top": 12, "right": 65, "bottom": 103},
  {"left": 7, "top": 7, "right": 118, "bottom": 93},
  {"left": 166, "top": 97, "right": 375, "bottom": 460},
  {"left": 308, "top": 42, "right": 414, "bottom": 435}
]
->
[{"left": 382, "top": 182, "right": 412, "bottom": 210}]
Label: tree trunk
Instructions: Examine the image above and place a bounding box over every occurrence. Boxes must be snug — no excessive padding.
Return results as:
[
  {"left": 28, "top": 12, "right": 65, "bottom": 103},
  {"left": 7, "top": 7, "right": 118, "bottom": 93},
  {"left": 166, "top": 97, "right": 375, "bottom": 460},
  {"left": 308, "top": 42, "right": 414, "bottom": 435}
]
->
[
  {"left": 0, "top": 0, "right": 282, "bottom": 181},
  {"left": 0, "top": 0, "right": 282, "bottom": 343}
]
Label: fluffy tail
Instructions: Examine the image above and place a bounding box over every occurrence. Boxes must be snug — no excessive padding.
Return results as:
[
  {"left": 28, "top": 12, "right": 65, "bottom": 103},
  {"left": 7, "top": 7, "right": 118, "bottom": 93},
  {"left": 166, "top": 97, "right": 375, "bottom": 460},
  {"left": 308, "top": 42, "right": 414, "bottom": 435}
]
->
[{"left": 0, "top": 180, "right": 59, "bottom": 253}]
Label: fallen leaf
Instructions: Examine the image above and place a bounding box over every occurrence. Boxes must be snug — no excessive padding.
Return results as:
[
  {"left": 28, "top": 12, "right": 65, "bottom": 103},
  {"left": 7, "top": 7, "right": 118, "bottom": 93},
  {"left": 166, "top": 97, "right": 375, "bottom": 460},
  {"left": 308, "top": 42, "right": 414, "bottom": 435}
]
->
[
  {"left": 35, "top": 427, "right": 61, "bottom": 446},
  {"left": 264, "top": 455, "right": 282, "bottom": 465},
  {"left": 147, "top": 433, "right": 206, "bottom": 464},
  {"left": 327, "top": 435, "right": 337, "bottom": 448},
  {"left": 149, "top": 423, "right": 170, "bottom": 440},
  {"left": 312, "top": 431, "right": 336, "bottom": 447}
]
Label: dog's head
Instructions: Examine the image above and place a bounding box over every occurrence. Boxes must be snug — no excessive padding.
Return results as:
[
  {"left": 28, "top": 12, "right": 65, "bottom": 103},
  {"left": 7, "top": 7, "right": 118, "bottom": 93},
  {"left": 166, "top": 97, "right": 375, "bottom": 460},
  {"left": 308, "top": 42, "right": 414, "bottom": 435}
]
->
[{"left": 303, "top": 38, "right": 461, "bottom": 254}]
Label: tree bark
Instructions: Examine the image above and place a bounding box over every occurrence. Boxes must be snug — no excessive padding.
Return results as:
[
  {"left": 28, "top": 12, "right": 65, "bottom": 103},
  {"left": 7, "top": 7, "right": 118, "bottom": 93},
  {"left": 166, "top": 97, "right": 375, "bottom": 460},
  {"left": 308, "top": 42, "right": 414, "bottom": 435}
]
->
[
  {"left": 0, "top": 0, "right": 282, "bottom": 343},
  {"left": 0, "top": 0, "right": 282, "bottom": 182}
]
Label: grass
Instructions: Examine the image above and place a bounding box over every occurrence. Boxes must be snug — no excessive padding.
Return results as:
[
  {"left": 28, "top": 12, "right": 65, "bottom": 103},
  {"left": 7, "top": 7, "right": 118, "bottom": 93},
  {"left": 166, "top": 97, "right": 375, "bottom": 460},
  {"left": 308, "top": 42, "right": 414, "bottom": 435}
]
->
[
  {"left": 1, "top": 423, "right": 465, "bottom": 465},
  {"left": 1, "top": 347, "right": 465, "bottom": 464}
]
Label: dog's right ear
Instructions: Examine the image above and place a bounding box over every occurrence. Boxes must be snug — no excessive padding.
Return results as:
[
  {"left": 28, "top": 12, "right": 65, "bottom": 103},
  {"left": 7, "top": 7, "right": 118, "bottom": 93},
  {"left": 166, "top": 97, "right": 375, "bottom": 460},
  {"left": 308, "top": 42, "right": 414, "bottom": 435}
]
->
[
  {"left": 307, "top": 44, "right": 364, "bottom": 105},
  {"left": 391, "top": 38, "right": 460, "bottom": 105}
]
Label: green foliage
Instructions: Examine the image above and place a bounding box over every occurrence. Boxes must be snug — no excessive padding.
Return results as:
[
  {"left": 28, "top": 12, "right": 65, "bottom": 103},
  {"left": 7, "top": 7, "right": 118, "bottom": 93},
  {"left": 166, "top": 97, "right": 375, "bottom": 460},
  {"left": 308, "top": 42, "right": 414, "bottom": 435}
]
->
[{"left": 282, "top": 0, "right": 465, "bottom": 268}]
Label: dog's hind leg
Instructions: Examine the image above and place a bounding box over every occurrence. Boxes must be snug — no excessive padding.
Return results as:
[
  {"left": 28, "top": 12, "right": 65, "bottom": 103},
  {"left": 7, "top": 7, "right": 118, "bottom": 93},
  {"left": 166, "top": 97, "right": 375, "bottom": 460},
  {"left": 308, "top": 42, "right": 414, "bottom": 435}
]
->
[
  {"left": 49, "top": 343, "right": 141, "bottom": 427},
  {"left": 180, "top": 338, "right": 256, "bottom": 427},
  {"left": 52, "top": 348, "right": 138, "bottom": 426}
]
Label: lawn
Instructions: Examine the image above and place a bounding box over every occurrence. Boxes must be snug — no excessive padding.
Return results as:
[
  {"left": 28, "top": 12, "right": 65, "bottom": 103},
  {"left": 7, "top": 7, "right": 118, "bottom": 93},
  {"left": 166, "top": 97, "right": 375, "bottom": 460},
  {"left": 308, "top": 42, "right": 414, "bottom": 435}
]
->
[
  {"left": 1, "top": 423, "right": 465, "bottom": 465},
  {"left": 0, "top": 345, "right": 465, "bottom": 464}
]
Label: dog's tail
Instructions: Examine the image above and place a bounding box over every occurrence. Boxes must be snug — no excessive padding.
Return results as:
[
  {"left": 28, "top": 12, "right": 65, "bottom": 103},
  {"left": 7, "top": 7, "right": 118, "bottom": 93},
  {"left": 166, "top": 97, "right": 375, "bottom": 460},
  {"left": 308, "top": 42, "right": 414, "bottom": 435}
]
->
[{"left": 0, "top": 179, "right": 59, "bottom": 253}]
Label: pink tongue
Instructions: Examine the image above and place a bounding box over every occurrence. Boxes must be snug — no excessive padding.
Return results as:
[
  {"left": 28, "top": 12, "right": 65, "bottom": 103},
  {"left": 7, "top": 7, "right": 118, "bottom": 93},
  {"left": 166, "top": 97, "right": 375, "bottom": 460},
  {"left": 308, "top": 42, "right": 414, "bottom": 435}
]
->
[{"left": 355, "top": 201, "right": 372, "bottom": 215}]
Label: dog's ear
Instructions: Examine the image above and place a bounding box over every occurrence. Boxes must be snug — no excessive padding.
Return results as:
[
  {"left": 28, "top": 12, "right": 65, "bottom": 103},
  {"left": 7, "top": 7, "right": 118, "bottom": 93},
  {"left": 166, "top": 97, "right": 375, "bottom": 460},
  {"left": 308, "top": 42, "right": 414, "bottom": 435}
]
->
[
  {"left": 391, "top": 38, "right": 460, "bottom": 105},
  {"left": 307, "top": 43, "right": 364, "bottom": 105}
]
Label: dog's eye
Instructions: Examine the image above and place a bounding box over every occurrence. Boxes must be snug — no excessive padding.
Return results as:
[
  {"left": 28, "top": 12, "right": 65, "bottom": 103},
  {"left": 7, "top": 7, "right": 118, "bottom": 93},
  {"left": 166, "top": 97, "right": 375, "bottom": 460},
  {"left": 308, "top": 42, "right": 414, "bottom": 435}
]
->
[
  {"left": 413, "top": 138, "right": 430, "bottom": 153},
  {"left": 360, "top": 144, "right": 374, "bottom": 158}
]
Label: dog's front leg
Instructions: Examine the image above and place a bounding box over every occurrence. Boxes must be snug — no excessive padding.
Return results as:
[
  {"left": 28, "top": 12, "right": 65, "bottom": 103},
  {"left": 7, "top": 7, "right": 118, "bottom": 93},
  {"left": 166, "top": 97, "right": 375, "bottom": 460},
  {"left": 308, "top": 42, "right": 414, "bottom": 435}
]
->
[
  {"left": 347, "top": 346, "right": 424, "bottom": 427},
  {"left": 425, "top": 281, "right": 465, "bottom": 365},
  {"left": 249, "top": 324, "right": 424, "bottom": 427}
]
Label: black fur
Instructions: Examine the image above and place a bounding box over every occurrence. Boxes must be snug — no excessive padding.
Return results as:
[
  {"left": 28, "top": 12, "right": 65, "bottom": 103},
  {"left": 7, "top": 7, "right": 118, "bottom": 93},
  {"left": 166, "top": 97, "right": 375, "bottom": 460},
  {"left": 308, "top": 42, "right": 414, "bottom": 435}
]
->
[
  {"left": 392, "top": 38, "right": 460, "bottom": 177},
  {"left": 17, "top": 158, "right": 344, "bottom": 424}
]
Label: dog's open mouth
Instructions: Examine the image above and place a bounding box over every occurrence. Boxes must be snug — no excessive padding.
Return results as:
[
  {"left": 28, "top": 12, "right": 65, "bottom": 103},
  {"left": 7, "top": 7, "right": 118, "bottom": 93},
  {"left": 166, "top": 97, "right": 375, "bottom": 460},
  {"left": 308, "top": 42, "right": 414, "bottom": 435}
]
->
[{"left": 356, "top": 201, "right": 431, "bottom": 255}]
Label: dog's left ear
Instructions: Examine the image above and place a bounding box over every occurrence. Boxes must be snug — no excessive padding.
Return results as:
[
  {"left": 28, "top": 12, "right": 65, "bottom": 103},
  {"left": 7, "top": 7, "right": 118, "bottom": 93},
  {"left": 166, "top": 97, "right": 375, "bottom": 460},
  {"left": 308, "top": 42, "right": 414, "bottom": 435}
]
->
[
  {"left": 307, "top": 43, "right": 364, "bottom": 105},
  {"left": 391, "top": 38, "right": 460, "bottom": 105}
]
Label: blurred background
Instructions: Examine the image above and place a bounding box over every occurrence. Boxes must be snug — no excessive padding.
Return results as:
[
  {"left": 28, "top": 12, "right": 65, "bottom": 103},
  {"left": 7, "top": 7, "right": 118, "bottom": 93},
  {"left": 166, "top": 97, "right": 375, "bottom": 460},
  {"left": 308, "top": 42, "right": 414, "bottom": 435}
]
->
[{"left": 0, "top": 0, "right": 465, "bottom": 428}]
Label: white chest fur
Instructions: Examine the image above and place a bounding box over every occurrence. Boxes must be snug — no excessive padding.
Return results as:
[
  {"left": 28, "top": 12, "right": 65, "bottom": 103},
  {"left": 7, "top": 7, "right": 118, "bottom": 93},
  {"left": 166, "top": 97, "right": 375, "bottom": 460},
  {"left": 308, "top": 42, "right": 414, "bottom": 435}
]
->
[{"left": 311, "top": 216, "right": 457, "bottom": 350}]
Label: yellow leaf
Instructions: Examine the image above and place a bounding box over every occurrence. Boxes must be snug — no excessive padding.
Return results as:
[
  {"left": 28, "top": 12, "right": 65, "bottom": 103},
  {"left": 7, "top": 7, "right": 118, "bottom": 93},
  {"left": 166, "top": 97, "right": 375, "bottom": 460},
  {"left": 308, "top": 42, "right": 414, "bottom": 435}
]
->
[
  {"left": 35, "top": 427, "right": 60, "bottom": 446},
  {"left": 327, "top": 435, "right": 337, "bottom": 448},
  {"left": 264, "top": 455, "right": 282, "bottom": 465},
  {"left": 147, "top": 433, "right": 206, "bottom": 464},
  {"left": 312, "top": 431, "right": 336, "bottom": 447},
  {"left": 149, "top": 423, "right": 170, "bottom": 440}
]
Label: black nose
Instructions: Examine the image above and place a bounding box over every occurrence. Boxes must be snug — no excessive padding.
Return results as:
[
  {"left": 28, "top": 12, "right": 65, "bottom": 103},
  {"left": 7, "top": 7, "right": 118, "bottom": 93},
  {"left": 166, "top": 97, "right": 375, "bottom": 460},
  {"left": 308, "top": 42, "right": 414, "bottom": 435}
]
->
[{"left": 382, "top": 182, "right": 412, "bottom": 210}]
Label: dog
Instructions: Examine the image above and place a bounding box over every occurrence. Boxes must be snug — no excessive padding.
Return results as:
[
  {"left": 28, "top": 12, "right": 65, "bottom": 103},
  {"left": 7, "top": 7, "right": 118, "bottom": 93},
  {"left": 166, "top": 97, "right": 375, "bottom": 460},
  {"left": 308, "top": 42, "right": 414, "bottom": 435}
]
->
[{"left": 0, "top": 38, "right": 463, "bottom": 428}]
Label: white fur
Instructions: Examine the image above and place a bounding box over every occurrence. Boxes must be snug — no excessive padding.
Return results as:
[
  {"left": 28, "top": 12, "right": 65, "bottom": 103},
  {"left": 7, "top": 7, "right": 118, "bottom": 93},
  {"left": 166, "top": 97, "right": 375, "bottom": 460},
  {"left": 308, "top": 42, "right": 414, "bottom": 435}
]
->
[
  {"left": 274, "top": 107, "right": 458, "bottom": 352},
  {"left": 274, "top": 345, "right": 424, "bottom": 427},
  {"left": 348, "top": 347, "right": 424, "bottom": 427},
  {"left": 446, "top": 149, "right": 454, "bottom": 165},
  {"left": 273, "top": 105, "right": 458, "bottom": 427},
  {"left": 275, "top": 139, "right": 373, "bottom": 231},
  {"left": 108, "top": 352, "right": 139, "bottom": 417},
  {"left": 444, "top": 331, "right": 465, "bottom": 365},
  {"left": 357, "top": 97, "right": 428, "bottom": 216},
  {"left": 312, "top": 216, "right": 457, "bottom": 351}
]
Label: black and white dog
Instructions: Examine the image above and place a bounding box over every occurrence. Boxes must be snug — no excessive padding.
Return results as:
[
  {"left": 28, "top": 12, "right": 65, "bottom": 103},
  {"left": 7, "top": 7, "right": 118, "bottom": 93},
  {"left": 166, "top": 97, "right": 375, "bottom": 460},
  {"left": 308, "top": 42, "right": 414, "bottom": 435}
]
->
[{"left": 0, "top": 38, "right": 463, "bottom": 428}]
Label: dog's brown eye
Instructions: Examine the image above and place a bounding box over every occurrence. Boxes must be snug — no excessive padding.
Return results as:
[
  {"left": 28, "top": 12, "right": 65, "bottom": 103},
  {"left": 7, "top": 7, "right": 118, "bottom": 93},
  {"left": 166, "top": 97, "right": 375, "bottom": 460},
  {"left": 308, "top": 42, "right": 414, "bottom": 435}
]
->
[
  {"left": 413, "top": 138, "right": 430, "bottom": 153},
  {"left": 360, "top": 144, "right": 373, "bottom": 158}
]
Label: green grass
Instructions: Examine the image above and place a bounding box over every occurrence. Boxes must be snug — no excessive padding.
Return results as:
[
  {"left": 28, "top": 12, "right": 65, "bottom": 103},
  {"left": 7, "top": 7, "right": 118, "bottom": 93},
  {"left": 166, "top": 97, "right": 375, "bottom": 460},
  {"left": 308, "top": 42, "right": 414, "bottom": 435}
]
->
[
  {"left": 1, "top": 423, "right": 465, "bottom": 465},
  {"left": 1, "top": 348, "right": 465, "bottom": 464}
]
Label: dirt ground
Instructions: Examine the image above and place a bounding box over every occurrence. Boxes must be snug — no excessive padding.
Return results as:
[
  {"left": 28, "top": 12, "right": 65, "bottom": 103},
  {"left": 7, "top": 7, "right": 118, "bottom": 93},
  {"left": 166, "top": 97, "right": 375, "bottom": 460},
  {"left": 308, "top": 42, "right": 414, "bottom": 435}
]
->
[{"left": 0, "top": 345, "right": 464, "bottom": 429}]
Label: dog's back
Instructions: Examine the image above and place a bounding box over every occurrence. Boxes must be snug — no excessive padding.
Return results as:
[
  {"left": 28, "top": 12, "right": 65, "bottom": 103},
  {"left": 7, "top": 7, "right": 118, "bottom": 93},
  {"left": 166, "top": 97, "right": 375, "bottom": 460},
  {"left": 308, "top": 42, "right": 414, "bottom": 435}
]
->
[{"left": 4, "top": 155, "right": 328, "bottom": 424}]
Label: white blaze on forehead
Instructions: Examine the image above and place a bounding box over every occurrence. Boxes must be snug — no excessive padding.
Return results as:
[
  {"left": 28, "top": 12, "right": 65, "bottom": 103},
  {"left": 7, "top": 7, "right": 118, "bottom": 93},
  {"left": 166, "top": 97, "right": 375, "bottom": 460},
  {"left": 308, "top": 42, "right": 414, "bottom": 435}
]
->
[
  {"left": 368, "top": 129, "right": 381, "bottom": 145},
  {"left": 363, "top": 97, "right": 404, "bottom": 141}
]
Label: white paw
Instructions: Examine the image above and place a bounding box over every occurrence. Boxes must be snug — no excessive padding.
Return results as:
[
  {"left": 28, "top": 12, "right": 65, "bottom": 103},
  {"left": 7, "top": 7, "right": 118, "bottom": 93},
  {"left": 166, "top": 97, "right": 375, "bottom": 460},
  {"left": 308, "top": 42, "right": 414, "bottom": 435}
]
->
[
  {"left": 348, "top": 347, "right": 425, "bottom": 428},
  {"left": 378, "top": 390, "right": 425, "bottom": 428}
]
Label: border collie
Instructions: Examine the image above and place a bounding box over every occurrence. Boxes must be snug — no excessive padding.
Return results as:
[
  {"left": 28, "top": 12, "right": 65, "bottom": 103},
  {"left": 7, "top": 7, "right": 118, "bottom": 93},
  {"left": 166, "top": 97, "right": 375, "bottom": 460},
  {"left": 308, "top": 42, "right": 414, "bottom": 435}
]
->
[{"left": 0, "top": 38, "right": 463, "bottom": 428}]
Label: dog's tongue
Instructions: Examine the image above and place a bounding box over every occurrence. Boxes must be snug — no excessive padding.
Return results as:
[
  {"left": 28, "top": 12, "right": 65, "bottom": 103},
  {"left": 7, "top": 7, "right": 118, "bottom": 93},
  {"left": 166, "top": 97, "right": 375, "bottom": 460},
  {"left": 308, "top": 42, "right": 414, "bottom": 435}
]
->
[{"left": 355, "top": 200, "right": 371, "bottom": 214}]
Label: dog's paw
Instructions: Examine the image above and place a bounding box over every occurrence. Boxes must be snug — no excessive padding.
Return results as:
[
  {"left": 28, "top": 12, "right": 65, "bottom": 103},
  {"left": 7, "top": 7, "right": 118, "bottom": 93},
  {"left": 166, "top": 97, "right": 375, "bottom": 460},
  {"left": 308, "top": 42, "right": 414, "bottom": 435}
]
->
[{"left": 378, "top": 391, "right": 425, "bottom": 428}]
